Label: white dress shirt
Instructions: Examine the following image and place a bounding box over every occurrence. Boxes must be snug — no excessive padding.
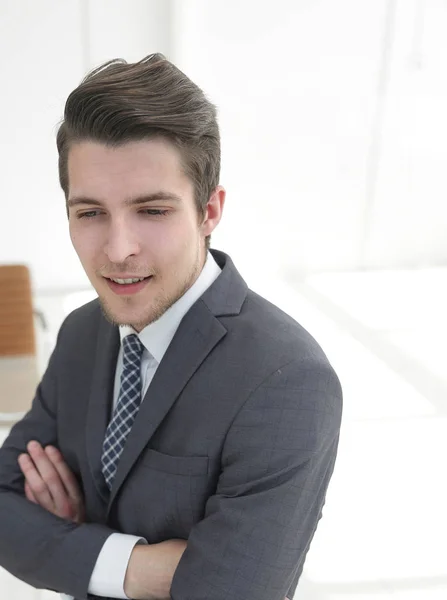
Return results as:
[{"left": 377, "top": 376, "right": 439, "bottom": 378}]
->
[{"left": 62, "top": 253, "right": 221, "bottom": 600}]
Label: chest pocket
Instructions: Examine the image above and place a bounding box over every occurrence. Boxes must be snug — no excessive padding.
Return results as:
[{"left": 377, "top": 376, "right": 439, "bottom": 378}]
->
[
  {"left": 115, "top": 447, "right": 212, "bottom": 542},
  {"left": 141, "top": 448, "right": 209, "bottom": 476}
]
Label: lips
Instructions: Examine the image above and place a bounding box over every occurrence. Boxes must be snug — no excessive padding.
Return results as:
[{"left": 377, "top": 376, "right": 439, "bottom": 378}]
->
[
  {"left": 109, "top": 276, "right": 147, "bottom": 284},
  {"left": 105, "top": 276, "right": 152, "bottom": 296}
]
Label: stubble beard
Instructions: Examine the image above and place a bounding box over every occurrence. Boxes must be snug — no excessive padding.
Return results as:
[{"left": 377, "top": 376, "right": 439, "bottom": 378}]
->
[{"left": 98, "top": 255, "right": 204, "bottom": 332}]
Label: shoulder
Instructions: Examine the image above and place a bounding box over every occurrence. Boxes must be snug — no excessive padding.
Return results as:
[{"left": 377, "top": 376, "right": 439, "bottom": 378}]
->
[
  {"left": 215, "top": 288, "right": 342, "bottom": 413},
  {"left": 225, "top": 288, "right": 332, "bottom": 368},
  {"left": 228, "top": 292, "right": 343, "bottom": 446},
  {"left": 59, "top": 297, "right": 102, "bottom": 335},
  {"left": 54, "top": 298, "right": 105, "bottom": 358}
]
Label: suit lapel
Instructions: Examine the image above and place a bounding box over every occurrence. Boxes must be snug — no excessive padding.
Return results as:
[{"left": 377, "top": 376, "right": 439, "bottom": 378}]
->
[
  {"left": 85, "top": 315, "right": 120, "bottom": 503},
  {"left": 107, "top": 299, "right": 227, "bottom": 509}
]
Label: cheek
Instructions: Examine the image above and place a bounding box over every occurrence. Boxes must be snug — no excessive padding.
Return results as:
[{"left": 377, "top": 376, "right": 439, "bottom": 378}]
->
[
  {"left": 69, "top": 225, "right": 81, "bottom": 254},
  {"left": 69, "top": 225, "right": 100, "bottom": 265},
  {"left": 170, "top": 222, "right": 200, "bottom": 264},
  {"left": 147, "top": 216, "right": 198, "bottom": 255}
]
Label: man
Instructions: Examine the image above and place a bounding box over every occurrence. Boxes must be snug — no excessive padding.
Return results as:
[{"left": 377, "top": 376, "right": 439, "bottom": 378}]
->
[{"left": 0, "top": 54, "right": 342, "bottom": 600}]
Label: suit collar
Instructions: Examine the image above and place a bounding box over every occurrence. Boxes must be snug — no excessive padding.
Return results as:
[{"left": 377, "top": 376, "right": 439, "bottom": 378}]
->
[
  {"left": 201, "top": 249, "right": 248, "bottom": 317},
  {"left": 118, "top": 251, "right": 222, "bottom": 363}
]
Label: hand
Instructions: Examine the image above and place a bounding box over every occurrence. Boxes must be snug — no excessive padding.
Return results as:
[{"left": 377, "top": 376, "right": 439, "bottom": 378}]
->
[
  {"left": 18, "top": 441, "right": 85, "bottom": 523},
  {"left": 124, "top": 539, "right": 187, "bottom": 600}
]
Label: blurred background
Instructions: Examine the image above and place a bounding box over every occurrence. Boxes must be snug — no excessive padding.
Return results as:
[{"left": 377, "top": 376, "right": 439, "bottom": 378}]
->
[{"left": 0, "top": 1, "right": 446, "bottom": 599}]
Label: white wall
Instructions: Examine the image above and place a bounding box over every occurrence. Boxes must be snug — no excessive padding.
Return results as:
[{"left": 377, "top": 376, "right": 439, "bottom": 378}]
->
[
  {"left": 171, "top": 0, "right": 447, "bottom": 274},
  {"left": 363, "top": 0, "right": 447, "bottom": 268},
  {"left": 0, "top": 0, "right": 84, "bottom": 292},
  {"left": 171, "top": 0, "right": 389, "bottom": 276}
]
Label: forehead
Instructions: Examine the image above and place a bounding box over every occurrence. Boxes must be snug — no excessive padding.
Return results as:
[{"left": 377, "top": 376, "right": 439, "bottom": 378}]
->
[{"left": 67, "top": 138, "right": 192, "bottom": 200}]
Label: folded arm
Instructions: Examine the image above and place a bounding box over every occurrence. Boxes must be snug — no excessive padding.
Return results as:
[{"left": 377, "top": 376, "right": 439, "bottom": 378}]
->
[
  {"left": 2, "top": 315, "right": 186, "bottom": 600},
  {"left": 0, "top": 320, "right": 115, "bottom": 599},
  {"left": 13, "top": 431, "right": 187, "bottom": 600}
]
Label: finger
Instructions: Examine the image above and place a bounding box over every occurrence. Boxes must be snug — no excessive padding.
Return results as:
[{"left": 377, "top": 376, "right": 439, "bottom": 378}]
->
[
  {"left": 24, "top": 481, "right": 37, "bottom": 504},
  {"left": 18, "top": 453, "right": 54, "bottom": 511},
  {"left": 44, "top": 446, "right": 83, "bottom": 503},
  {"left": 45, "top": 446, "right": 85, "bottom": 522},
  {"left": 27, "top": 441, "right": 70, "bottom": 516}
]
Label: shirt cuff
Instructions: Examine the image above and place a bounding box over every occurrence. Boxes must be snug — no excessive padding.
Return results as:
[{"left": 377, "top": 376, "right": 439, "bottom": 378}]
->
[{"left": 87, "top": 533, "right": 148, "bottom": 598}]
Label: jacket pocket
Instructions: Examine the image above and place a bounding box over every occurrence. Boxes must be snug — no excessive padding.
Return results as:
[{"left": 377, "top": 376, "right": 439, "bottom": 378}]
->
[{"left": 141, "top": 448, "right": 209, "bottom": 476}]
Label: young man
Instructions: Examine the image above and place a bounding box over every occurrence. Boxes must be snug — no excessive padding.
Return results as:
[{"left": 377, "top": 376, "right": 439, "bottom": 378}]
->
[{"left": 0, "top": 54, "right": 342, "bottom": 600}]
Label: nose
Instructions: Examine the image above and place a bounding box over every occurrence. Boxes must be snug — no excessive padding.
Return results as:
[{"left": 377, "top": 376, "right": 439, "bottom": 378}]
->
[{"left": 103, "top": 219, "right": 140, "bottom": 263}]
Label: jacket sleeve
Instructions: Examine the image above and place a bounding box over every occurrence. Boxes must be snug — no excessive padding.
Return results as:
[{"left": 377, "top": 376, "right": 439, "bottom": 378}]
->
[
  {"left": 0, "top": 317, "right": 113, "bottom": 600},
  {"left": 170, "top": 356, "right": 343, "bottom": 600}
]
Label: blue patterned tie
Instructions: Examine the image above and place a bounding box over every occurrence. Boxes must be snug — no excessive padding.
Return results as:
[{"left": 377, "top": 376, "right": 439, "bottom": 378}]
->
[{"left": 101, "top": 334, "right": 144, "bottom": 490}]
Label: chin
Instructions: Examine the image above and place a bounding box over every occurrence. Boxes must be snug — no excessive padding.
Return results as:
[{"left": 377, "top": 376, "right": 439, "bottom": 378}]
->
[{"left": 98, "top": 297, "right": 160, "bottom": 330}]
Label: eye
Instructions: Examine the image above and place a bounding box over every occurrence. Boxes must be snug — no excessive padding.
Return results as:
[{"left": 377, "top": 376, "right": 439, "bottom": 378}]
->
[
  {"left": 77, "top": 210, "right": 101, "bottom": 219},
  {"left": 140, "top": 209, "right": 170, "bottom": 217}
]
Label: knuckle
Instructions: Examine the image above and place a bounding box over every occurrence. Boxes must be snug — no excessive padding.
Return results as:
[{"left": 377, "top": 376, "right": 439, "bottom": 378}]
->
[
  {"left": 34, "top": 481, "right": 47, "bottom": 495},
  {"left": 46, "top": 473, "right": 59, "bottom": 486}
]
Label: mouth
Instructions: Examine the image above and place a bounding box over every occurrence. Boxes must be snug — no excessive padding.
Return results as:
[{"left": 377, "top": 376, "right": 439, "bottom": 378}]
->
[{"left": 104, "top": 275, "right": 153, "bottom": 296}]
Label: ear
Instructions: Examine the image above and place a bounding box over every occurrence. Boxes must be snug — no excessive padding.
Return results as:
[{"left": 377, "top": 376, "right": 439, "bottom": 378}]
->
[{"left": 201, "top": 185, "right": 226, "bottom": 237}]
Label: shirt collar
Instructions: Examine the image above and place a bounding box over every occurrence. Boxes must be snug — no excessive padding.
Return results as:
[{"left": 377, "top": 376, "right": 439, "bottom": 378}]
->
[{"left": 119, "top": 252, "right": 221, "bottom": 363}]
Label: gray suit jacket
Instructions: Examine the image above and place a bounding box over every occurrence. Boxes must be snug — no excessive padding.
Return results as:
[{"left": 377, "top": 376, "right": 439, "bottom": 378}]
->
[{"left": 0, "top": 250, "right": 342, "bottom": 600}]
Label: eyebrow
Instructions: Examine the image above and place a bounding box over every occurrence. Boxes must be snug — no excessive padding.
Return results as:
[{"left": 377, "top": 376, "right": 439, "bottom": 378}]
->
[{"left": 66, "top": 191, "right": 183, "bottom": 209}]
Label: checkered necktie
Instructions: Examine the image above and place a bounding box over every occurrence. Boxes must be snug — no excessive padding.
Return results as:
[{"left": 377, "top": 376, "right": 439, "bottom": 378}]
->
[{"left": 101, "top": 334, "right": 144, "bottom": 490}]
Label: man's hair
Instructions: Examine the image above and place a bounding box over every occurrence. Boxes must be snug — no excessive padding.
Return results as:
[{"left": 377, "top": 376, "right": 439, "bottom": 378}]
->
[{"left": 56, "top": 53, "right": 221, "bottom": 248}]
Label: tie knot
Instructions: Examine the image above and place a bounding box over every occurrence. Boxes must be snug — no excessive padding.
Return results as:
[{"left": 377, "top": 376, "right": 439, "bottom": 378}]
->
[{"left": 122, "top": 334, "right": 144, "bottom": 368}]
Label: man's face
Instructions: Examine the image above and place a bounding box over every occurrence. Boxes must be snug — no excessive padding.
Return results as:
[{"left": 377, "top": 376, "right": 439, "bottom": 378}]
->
[{"left": 67, "top": 138, "right": 223, "bottom": 331}]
